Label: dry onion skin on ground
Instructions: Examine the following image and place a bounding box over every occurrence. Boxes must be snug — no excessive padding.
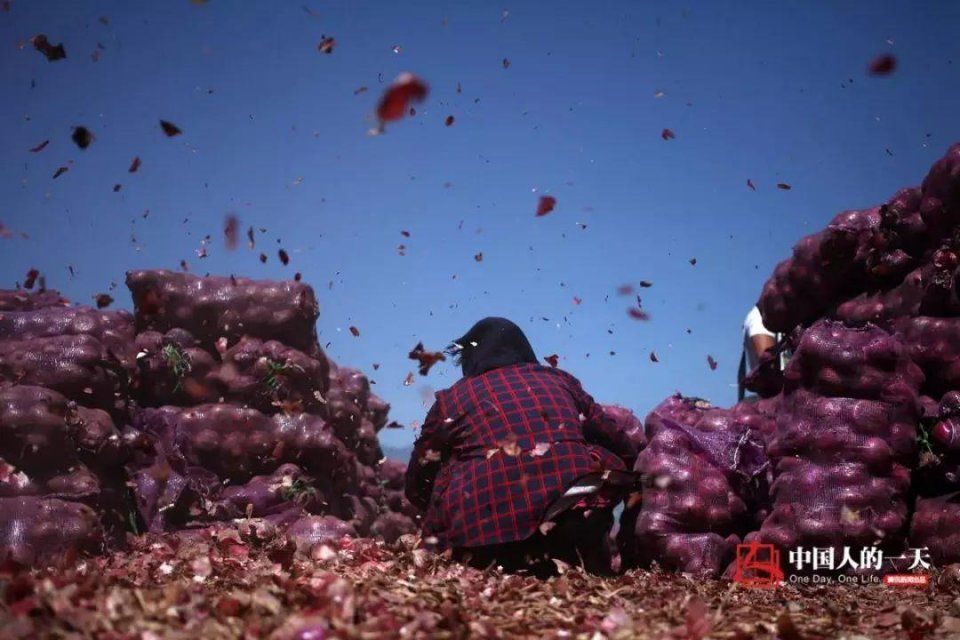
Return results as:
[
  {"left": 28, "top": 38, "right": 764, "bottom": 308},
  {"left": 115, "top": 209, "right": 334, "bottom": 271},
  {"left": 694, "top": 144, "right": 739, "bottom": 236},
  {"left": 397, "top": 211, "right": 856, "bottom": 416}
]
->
[{"left": 0, "top": 527, "right": 957, "bottom": 639}]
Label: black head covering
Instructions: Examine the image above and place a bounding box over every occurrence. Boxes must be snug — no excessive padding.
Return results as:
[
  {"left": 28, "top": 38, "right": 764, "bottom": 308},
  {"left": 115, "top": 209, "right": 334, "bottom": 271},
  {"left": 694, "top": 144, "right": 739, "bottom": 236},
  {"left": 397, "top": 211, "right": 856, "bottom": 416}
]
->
[{"left": 447, "top": 317, "right": 538, "bottom": 377}]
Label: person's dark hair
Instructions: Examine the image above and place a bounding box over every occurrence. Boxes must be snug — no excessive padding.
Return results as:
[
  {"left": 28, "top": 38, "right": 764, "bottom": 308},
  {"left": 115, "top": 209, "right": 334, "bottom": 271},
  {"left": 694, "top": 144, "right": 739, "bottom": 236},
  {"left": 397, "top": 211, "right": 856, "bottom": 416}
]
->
[{"left": 446, "top": 317, "right": 538, "bottom": 377}]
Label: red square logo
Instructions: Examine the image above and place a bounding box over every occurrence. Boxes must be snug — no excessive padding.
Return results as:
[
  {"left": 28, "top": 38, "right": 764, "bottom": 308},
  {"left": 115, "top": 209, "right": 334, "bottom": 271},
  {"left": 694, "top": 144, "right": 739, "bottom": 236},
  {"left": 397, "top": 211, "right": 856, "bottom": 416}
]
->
[{"left": 733, "top": 541, "right": 784, "bottom": 588}]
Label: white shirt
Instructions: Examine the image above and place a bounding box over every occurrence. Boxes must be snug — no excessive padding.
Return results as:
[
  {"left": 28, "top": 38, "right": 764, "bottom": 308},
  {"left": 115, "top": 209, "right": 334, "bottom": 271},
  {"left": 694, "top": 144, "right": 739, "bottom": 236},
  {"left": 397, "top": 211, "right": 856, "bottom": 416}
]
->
[{"left": 743, "top": 306, "right": 776, "bottom": 372}]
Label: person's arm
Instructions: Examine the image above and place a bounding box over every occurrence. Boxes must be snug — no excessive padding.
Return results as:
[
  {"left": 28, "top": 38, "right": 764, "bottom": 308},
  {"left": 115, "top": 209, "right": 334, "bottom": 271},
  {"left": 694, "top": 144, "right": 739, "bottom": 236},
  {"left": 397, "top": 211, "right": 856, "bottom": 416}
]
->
[
  {"left": 744, "top": 306, "right": 777, "bottom": 366},
  {"left": 750, "top": 334, "right": 776, "bottom": 360},
  {"left": 566, "top": 374, "right": 638, "bottom": 468},
  {"left": 404, "top": 400, "right": 448, "bottom": 511}
]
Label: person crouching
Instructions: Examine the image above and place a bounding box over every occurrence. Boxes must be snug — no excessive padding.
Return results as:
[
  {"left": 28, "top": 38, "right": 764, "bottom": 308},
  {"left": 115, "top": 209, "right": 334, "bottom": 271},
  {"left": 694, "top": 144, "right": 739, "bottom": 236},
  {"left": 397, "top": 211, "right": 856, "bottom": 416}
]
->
[{"left": 405, "top": 317, "right": 639, "bottom": 577}]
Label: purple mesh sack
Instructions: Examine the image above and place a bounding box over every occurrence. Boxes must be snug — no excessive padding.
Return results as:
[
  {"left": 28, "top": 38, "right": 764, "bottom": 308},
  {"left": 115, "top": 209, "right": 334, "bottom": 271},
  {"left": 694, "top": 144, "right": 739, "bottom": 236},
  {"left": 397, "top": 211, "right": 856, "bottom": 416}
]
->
[
  {"left": 894, "top": 316, "right": 960, "bottom": 397},
  {"left": 0, "top": 496, "right": 104, "bottom": 566},
  {"left": 285, "top": 515, "right": 356, "bottom": 553},
  {"left": 654, "top": 532, "right": 740, "bottom": 577},
  {"left": 0, "top": 385, "right": 126, "bottom": 476},
  {"left": 643, "top": 393, "right": 712, "bottom": 434},
  {"left": 134, "top": 330, "right": 222, "bottom": 406},
  {"left": 0, "top": 458, "right": 129, "bottom": 550},
  {"left": 758, "top": 458, "right": 910, "bottom": 551},
  {"left": 781, "top": 319, "right": 923, "bottom": 404},
  {"left": 758, "top": 261, "right": 803, "bottom": 333},
  {"left": 0, "top": 289, "right": 70, "bottom": 312},
  {"left": 72, "top": 406, "right": 128, "bottom": 469},
  {"left": 328, "top": 366, "right": 371, "bottom": 409},
  {"left": 619, "top": 404, "right": 767, "bottom": 576},
  {"left": 757, "top": 211, "right": 877, "bottom": 332},
  {"left": 369, "top": 511, "right": 417, "bottom": 543},
  {"left": 768, "top": 388, "right": 917, "bottom": 468},
  {"left": 325, "top": 367, "right": 373, "bottom": 447},
  {"left": 835, "top": 260, "right": 960, "bottom": 325},
  {"left": 353, "top": 419, "right": 383, "bottom": 466},
  {"left": 908, "top": 394, "right": 960, "bottom": 497},
  {"left": 757, "top": 328, "right": 920, "bottom": 557},
  {"left": 932, "top": 415, "right": 960, "bottom": 454},
  {"left": 920, "top": 250, "right": 960, "bottom": 314},
  {"left": 218, "top": 464, "right": 326, "bottom": 518},
  {"left": 0, "top": 306, "right": 135, "bottom": 370},
  {"left": 940, "top": 391, "right": 960, "bottom": 419},
  {"left": 0, "top": 385, "right": 81, "bottom": 475},
  {"left": 0, "top": 384, "right": 134, "bottom": 546},
  {"left": 730, "top": 397, "right": 779, "bottom": 444},
  {"left": 909, "top": 493, "right": 960, "bottom": 565},
  {"left": 344, "top": 493, "right": 380, "bottom": 536},
  {"left": 851, "top": 199, "right": 935, "bottom": 286},
  {"left": 0, "top": 335, "right": 122, "bottom": 412},
  {"left": 126, "top": 270, "right": 321, "bottom": 356},
  {"left": 379, "top": 459, "right": 407, "bottom": 491},
  {"left": 832, "top": 269, "right": 925, "bottom": 326},
  {"left": 753, "top": 320, "right": 921, "bottom": 565},
  {"left": 0, "top": 459, "right": 99, "bottom": 501},
  {"left": 663, "top": 410, "right": 769, "bottom": 480},
  {"left": 758, "top": 145, "right": 960, "bottom": 333},
  {"left": 132, "top": 405, "right": 352, "bottom": 484},
  {"left": 919, "top": 142, "right": 960, "bottom": 234},
  {"left": 685, "top": 407, "right": 771, "bottom": 525},
  {"left": 214, "top": 336, "right": 330, "bottom": 414},
  {"left": 378, "top": 459, "right": 421, "bottom": 520},
  {"left": 128, "top": 404, "right": 358, "bottom": 531},
  {"left": 634, "top": 444, "right": 749, "bottom": 533},
  {"left": 365, "top": 393, "right": 391, "bottom": 431},
  {"left": 601, "top": 404, "right": 647, "bottom": 451},
  {"left": 881, "top": 187, "right": 926, "bottom": 254},
  {"left": 128, "top": 457, "right": 219, "bottom": 533}
]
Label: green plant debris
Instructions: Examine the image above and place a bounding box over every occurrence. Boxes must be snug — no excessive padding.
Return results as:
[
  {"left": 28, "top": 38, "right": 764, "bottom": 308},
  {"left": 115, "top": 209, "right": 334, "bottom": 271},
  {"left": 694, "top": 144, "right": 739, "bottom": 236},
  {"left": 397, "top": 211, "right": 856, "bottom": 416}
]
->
[
  {"left": 280, "top": 476, "right": 319, "bottom": 503},
  {"left": 261, "top": 359, "right": 305, "bottom": 394},
  {"left": 162, "top": 343, "right": 192, "bottom": 392},
  {"left": 917, "top": 422, "right": 936, "bottom": 456}
]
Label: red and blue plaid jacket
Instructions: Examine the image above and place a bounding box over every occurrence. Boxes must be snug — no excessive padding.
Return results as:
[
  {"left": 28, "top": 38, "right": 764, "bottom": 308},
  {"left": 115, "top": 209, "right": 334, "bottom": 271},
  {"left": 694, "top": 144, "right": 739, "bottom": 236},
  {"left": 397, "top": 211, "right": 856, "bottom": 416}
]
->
[{"left": 405, "top": 363, "right": 638, "bottom": 549}]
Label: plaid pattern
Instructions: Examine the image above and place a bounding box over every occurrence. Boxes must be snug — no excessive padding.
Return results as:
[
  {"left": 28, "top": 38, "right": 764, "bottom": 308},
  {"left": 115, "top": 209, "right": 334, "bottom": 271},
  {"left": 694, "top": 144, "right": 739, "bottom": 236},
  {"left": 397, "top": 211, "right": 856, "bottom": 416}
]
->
[{"left": 405, "top": 363, "right": 638, "bottom": 549}]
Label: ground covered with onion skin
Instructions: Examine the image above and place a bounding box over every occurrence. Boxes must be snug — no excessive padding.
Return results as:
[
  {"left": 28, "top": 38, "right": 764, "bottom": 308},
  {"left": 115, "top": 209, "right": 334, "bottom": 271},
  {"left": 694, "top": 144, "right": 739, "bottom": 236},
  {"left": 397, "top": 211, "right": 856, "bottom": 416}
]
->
[{"left": 1, "top": 523, "right": 957, "bottom": 639}]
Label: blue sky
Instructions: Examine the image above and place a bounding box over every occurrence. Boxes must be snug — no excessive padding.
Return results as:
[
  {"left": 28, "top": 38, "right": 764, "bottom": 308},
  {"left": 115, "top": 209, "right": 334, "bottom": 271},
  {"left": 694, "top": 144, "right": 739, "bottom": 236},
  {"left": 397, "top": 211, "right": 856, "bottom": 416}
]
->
[{"left": 1, "top": 1, "right": 958, "bottom": 451}]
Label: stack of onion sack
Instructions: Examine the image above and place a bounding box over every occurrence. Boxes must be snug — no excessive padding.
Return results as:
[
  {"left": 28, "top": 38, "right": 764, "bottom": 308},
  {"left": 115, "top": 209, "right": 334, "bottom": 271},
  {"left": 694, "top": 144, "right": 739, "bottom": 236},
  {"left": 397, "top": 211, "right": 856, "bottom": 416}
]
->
[
  {"left": 371, "top": 459, "right": 423, "bottom": 543},
  {"left": 0, "top": 288, "right": 69, "bottom": 311},
  {"left": 758, "top": 144, "right": 960, "bottom": 336},
  {"left": 0, "top": 293, "right": 140, "bottom": 565},
  {"left": 124, "top": 270, "right": 413, "bottom": 541},
  {"left": 752, "top": 144, "right": 960, "bottom": 565},
  {"left": 896, "top": 316, "right": 960, "bottom": 549},
  {"left": 909, "top": 390, "right": 960, "bottom": 563},
  {"left": 0, "top": 304, "right": 136, "bottom": 416},
  {"left": 753, "top": 320, "right": 922, "bottom": 569},
  {"left": 617, "top": 394, "right": 769, "bottom": 577},
  {"left": 601, "top": 404, "right": 648, "bottom": 451}
]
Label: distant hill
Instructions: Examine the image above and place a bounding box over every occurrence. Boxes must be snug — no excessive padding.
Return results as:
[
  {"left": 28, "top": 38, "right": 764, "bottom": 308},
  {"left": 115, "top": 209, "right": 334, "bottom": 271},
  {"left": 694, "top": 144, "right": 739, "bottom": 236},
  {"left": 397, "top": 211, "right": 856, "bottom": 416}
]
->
[{"left": 381, "top": 444, "right": 413, "bottom": 462}]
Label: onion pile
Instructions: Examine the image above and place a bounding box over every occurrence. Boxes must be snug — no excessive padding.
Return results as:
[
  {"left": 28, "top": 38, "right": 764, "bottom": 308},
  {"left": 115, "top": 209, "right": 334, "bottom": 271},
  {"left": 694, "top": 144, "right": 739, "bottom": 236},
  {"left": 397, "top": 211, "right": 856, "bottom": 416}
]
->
[
  {"left": 631, "top": 144, "right": 960, "bottom": 575},
  {"left": 0, "top": 272, "right": 418, "bottom": 566},
  {"left": 617, "top": 395, "right": 769, "bottom": 576}
]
